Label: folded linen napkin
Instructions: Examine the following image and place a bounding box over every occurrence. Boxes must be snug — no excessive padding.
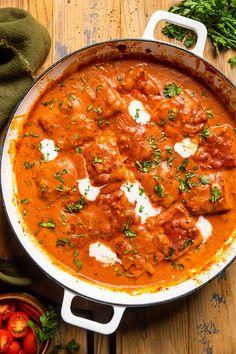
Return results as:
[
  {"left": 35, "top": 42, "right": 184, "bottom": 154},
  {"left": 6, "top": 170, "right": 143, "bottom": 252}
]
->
[
  {"left": 0, "top": 8, "right": 51, "bottom": 286},
  {"left": 0, "top": 7, "right": 51, "bottom": 129}
]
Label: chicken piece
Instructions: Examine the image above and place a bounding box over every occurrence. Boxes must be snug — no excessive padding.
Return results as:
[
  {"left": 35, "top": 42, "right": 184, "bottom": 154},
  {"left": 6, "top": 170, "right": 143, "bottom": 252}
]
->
[
  {"left": 118, "top": 66, "right": 161, "bottom": 98},
  {"left": 138, "top": 162, "right": 180, "bottom": 208},
  {"left": 83, "top": 75, "right": 125, "bottom": 118},
  {"left": 33, "top": 156, "right": 78, "bottom": 201},
  {"left": 183, "top": 172, "right": 233, "bottom": 215},
  {"left": 157, "top": 203, "right": 202, "bottom": 253},
  {"left": 70, "top": 204, "right": 113, "bottom": 245},
  {"left": 195, "top": 124, "right": 236, "bottom": 169},
  {"left": 84, "top": 131, "right": 127, "bottom": 185},
  {"left": 115, "top": 117, "right": 162, "bottom": 162},
  {"left": 179, "top": 90, "right": 208, "bottom": 135},
  {"left": 39, "top": 112, "right": 98, "bottom": 149},
  {"left": 97, "top": 188, "right": 137, "bottom": 232}
]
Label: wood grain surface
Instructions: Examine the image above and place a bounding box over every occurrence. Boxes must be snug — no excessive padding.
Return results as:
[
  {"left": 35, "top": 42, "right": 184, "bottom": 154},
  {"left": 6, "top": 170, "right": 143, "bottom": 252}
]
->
[{"left": 0, "top": 1, "right": 236, "bottom": 353}]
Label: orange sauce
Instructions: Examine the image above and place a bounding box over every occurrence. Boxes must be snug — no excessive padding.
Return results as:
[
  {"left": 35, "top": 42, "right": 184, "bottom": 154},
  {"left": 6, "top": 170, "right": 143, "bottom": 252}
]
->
[{"left": 14, "top": 59, "right": 236, "bottom": 290}]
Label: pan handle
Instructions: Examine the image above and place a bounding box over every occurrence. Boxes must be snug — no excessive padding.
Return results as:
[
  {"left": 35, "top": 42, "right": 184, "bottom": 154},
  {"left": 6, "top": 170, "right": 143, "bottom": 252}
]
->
[
  {"left": 61, "top": 289, "right": 126, "bottom": 335},
  {"left": 142, "top": 10, "right": 207, "bottom": 58}
]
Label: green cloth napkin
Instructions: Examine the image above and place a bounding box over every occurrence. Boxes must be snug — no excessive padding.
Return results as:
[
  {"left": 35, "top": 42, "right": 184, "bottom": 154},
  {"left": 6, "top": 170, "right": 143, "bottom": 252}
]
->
[{"left": 0, "top": 7, "right": 51, "bottom": 129}]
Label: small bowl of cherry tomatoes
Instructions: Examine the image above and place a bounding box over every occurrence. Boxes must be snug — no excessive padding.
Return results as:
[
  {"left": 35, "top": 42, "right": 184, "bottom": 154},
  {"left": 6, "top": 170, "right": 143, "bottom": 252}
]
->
[{"left": 0, "top": 292, "right": 51, "bottom": 354}]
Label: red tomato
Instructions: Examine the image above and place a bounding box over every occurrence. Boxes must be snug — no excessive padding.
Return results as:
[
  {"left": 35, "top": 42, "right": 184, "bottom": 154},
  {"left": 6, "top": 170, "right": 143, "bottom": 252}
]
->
[
  {"left": 0, "top": 314, "right": 2, "bottom": 329},
  {"left": 0, "top": 302, "right": 16, "bottom": 321},
  {"left": 0, "top": 329, "right": 13, "bottom": 353},
  {"left": 23, "top": 330, "right": 37, "bottom": 354},
  {"left": 7, "top": 312, "right": 29, "bottom": 338},
  {"left": 17, "top": 303, "right": 40, "bottom": 324},
  {"left": 5, "top": 341, "right": 21, "bottom": 354}
]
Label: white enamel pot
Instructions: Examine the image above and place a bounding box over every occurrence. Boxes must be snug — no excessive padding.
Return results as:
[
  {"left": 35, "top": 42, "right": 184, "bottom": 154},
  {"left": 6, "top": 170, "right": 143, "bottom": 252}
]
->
[{"left": 1, "top": 11, "right": 236, "bottom": 335}]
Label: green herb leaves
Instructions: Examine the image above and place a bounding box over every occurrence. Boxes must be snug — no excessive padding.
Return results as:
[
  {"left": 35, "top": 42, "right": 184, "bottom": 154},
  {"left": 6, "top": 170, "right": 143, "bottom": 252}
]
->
[
  {"left": 228, "top": 56, "right": 236, "bottom": 68},
  {"left": 124, "top": 219, "right": 136, "bottom": 238},
  {"left": 66, "top": 198, "right": 85, "bottom": 213},
  {"left": 93, "top": 156, "right": 103, "bottom": 164},
  {"left": 39, "top": 218, "right": 56, "bottom": 229},
  {"left": 162, "top": 0, "right": 236, "bottom": 54},
  {"left": 163, "top": 83, "right": 183, "bottom": 98},
  {"left": 200, "top": 127, "right": 211, "bottom": 139},
  {"left": 73, "top": 259, "right": 83, "bottom": 270},
  {"left": 29, "top": 306, "right": 57, "bottom": 354},
  {"left": 210, "top": 186, "right": 221, "bottom": 203}
]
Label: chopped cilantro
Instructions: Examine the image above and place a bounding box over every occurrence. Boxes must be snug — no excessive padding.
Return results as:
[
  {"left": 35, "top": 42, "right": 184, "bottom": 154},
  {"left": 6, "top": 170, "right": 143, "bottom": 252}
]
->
[
  {"left": 154, "top": 183, "right": 165, "bottom": 197},
  {"left": 178, "top": 159, "right": 189, "bottom": 172},
  {"left": 124, "top": 219, "right": 136, "bottom": 238},
  {"left": 23, "top": 161, "right": 34, "bottom": 169},
  {"left": 41, "top": 98, "right": 57, "bottom": 109},
  {"left": 206, "top": 109, "right": 214, "bottom": 119},
  {"left": 135, "top": 160, "right": 152, "bottom": 173},
  {"left": 172, "top": 263, "right": 184, "bottom": 269},
  {"left": 139, "top": 205, "right": 144, "bottom": 213},
  {"left": 165, "top": 247, "right": 174, "bottom": 260},
  {"left": 39, "top": 218, "right": 56, "bottom": 229},
  {"left": 96, "top": 84, "right": 103, "bottom": 91},
  {"left": 75, "top": 147, "right": 82, "bottom": 154},
  {"left": 199, "top": 176, "right": 210, "bottom": 185},
  {"left": 168, "top": 110, "right": 175, "bottom": 121},
  {"left": 56, "top": 238, "right": 72, "bottom": 247},
  {"left": 210, "top": 186, "right": 221, "bottom": 203},
  {"left": 139, "top": 186, "right": 144, "bottom": 196},
  {"left": 87, "top": 104, "right": 93, "bottom": 112},
  {"left": 73, "top": 259, "right": 83, "bottom": 270},
  {"left": 160, "top": 119, "right": 167, "bottom": 126},
  {"left": 200, "top": 127, "right": 211, "bottom": 138},
  {"left": 68, "top": 94, "right": 76, "bottom": 101},
  {"left": 54, "top": 169, "right": 67, "bottom": 183},
  {"left": 134, "top": 108, "right": 140, "bottom": 120},
  {"left": 182, "top": 239, "right": 194, "bottom": 248},
  {"left": 163, "top": 83, "right": 182, "bottom": 98},
  {"left": 66, "top": 198, "right": 85, "bottom": 213},
  {"left": 21, "top": 199, "right": 29, "bottom": 204},
  {"left": 93, "top": 156, "right": 103, "bottom": 164}
]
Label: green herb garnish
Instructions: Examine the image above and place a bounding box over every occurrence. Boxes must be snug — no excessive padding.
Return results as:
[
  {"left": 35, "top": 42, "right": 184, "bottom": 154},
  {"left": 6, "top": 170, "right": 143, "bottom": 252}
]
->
[
  {"left": 38, "top": 218, "right": 56, "bottom": 229},
  {"left": 66, "top": 198, "right": 85, "bottom": 213},
  {"left": 210, "top": 186, "right": 221, "bottom": 203},
  {"left": 93, "top": 156, "right": 103, "bottom": 164},
  {"left": 162, "top": 0, "right": 236, "bottom": 54},
  {"left": 163, "top": 83, "right": 182, "bottom": 98},
  {"left": 74, "top": 259, "right": 83, "bottom": 270}
]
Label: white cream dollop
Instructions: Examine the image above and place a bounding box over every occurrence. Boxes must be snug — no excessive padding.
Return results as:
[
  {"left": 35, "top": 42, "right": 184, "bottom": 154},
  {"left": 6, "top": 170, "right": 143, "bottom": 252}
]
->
[
  {"left": 39, "top": 139, "right": 58, "bottom": 161},
  {"left": 128, "top": 100, "right": 150, "bottom": 125},
  {"left": 89, "top": 242, "right": 121, "bottom": 266},
  {"left": 78, "top": 177, "right": 102, "bottom": 201},
  {"left": 121, "top": 181, "right": 161, "bottom": 223},
  {"left": 196, "top": 215, "right": 213, "bottom": 243},
  {"left": 174, "top": 138, "right": 198, "bottom": 158}
]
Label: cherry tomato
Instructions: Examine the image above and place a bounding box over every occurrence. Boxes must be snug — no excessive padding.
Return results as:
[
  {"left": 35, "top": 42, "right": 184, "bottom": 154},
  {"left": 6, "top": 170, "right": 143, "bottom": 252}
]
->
[
  {"left": 5, "top": 341, "right": 21, "bottom": 354},
  {"left": 17, "top": 303, "right": 40, "bottom": 324},
  {"left": 7, "top": 312, "right": 29, "bottom": 338},
  {"left": 23, "top": 330, "right": 37, "bottom": 354},
  {"left": 0, "top": 302, "right": 16, "bottom": 321},
  {"left": 0, "top": 329, "right": 13, "bottom": 353},
  {"left": 0, "top": 314, "right": 2, "bottom": 329}
]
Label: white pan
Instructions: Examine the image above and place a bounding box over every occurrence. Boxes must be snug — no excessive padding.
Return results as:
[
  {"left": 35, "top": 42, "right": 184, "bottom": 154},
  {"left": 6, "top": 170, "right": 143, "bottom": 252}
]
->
[{"left": 1, "top": 11, "right": 236, "bottom": 334}]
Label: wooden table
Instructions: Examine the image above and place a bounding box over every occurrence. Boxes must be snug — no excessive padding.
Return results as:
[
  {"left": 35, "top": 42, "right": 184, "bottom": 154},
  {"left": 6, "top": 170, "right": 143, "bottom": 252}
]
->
[{"left": 1, "top": 1, "right": 236, "bottom": 353}]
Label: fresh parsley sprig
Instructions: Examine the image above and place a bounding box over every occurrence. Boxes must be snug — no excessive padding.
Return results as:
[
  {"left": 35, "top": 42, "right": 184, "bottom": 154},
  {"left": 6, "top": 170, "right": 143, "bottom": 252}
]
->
[
  {"left": 162, "top": 0, "right": 236, "bottom": 54},
  {"left": 29, "top": 306, "right": 58, "bottom": 354}
]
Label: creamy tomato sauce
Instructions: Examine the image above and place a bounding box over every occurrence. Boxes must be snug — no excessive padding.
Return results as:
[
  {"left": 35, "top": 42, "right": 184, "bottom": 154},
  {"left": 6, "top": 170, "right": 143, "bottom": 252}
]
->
[{"left": 14, "top": 59, "right": 236, "bottom": 291}]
